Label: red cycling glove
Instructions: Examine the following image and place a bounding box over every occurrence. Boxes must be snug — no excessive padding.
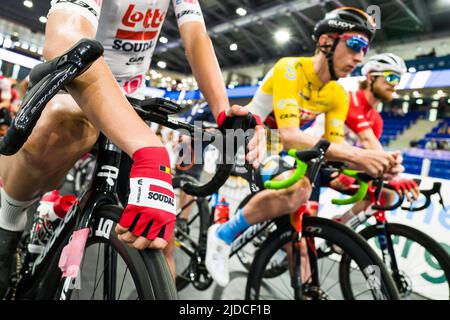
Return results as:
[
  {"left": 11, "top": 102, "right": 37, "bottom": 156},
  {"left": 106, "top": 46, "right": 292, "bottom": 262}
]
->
[
  {"left": 119, "top": 147, "right": 176, "bottom": 242},
  {"left": 387, "top": 178, "right": 418, "bottom": 194},
  {"left": 335, "top": 174, "right": 356, "bottom": 189}
]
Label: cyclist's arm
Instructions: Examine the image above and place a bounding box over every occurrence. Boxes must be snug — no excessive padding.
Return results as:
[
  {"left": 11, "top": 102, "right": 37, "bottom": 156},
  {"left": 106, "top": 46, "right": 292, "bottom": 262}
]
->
[
  {"left": 273, "top": 71, "right": 394, "bottom": 176},
  {"left": 345, "top": 98, "right": 383, "bottom": 150},
  {"left": 177, "top": 10, "right": 228, "bottom": 119},
  {"left": 356, "top": 129, "right": 383, "bottom": 150},
  {"left": 272, "top": 61, "right": 357, "bottom": 163},
  {"left": 45, "top": 2, "right": 162, "bottom": 156},
  {"left": 175, "top": 2, "right": 265, "bottom": 167}
]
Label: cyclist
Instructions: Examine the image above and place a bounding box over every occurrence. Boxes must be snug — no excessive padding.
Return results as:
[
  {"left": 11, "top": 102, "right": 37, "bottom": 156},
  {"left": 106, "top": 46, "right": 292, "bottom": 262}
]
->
[
  {"left": 205, "top": 7, "right": 405, "bottom": 287},
  {"left": 0, "top": 0, "right": 265, "bottom": 297},
  {"left": 306, "top": 53, "right": 421, "bottom": 222}
]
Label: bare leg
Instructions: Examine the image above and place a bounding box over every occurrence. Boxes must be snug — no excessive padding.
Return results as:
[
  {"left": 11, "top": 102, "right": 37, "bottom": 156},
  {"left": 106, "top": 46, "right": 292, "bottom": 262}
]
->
[
  {"left": 0, "top": 94, "right": 98, "bottom": 201},
  {"left": 242, "top": 173, "right": 312, "bottom": 224}
]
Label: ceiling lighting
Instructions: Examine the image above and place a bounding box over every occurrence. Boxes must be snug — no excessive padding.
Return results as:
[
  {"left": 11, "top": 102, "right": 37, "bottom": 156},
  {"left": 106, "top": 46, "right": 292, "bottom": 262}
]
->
[
  {"left": 157, "top": 61, "right": 167, "bottom": 69},
  {"left": 236, "top": 8, "right": 247, "bottom": 16},
  {"left": 416, "top": 99, "right": 423, "bottom": 105},
  {"left": 408, "top": 67, "right": 416, "bottom": 73},
  {"left": 23, "top": 1, "right": 33, "bottom": 8},
  {"left": 229, "top": 43, "right": 238, "bottom": 51},
  {"left": 159, "top": 36, "right": 168, "bottom": 44},
  {"left": 274, "top": 29, "right": 290, "bottom": 44},
  {"left": 39, "top": 16, "right": 48, "bottom": 23}
]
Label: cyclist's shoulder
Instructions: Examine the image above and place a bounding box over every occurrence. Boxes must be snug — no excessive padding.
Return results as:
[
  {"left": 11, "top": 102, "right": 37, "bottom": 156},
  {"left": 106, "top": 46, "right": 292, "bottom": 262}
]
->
[
  {"left": 327, "top": 81, "right": 349, "bottom": 102},
  {"left": 273, "top": 56, "right": 307, "bottom": 71},
  {"left": 272, "top": 56, "right": 310, "bottom": 82}
]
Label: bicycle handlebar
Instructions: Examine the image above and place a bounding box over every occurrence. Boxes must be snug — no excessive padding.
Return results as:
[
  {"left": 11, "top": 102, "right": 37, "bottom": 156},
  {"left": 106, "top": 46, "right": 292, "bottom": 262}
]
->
[
  {"left": 401, "top": 182, "right": 442, "bottom": 212},
  {"left": 263, "top": 139, "right": 330, "bottom": 190},
  {"left": 0, "top": 39, "right": 104, "bottom": 156},
  {"left": 132, "top": 103, "right": 259, "bottom": 197},
  {"left": 331, "top": 170, "right": 371, "bottom": 205}
]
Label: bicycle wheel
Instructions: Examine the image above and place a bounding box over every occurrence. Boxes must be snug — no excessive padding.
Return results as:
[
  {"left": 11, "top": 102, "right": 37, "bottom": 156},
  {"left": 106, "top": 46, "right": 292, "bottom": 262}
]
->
[
  {"left": 172, "top": 175, "right": 212, "bottom": 291},
  {"left": 245, "top": 216, "right": 399, "bottom": 300},
  {"left": 340, "top": 223, "right": 450, "bottom": 300},
  {"left": 59, "top": 205, "right": 178, "bottom": 300}
]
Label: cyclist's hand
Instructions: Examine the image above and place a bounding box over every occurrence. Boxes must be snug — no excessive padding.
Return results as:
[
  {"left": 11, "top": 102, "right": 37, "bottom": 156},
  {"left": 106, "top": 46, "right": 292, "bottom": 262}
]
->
[
  {"left": 329, "top": 173, "right": 356, "bottom": 191},
  {"left": 116, "top": 147, "right": 176, "bottom": 250},
  {"left": 387, "top": 177, "right": 420, "bottom": 203},
  {"left": 356, "top": 149, "right": 397, "bottom": 177},
  {"left": 217, "top": 105, "right": 266, "bottom": 169},
  {"left": 382, "top": 151, "right": 405, "bottom": 180}
]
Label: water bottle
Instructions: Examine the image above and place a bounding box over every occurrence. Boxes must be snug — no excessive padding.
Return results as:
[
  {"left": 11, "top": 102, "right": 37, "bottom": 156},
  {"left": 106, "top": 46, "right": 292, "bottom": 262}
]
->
[
  {"left": 213, "top": 197, "right": 229, "bottom": 224},
  {"left": 28, "top": 190, "right": 78, "bottom": 254}
]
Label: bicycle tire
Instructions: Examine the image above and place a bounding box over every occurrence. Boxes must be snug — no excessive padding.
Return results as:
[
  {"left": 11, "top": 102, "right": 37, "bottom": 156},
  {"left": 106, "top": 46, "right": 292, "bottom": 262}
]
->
[
  {"left": 340, "top": 223, "right": 450, "bottom": 300},
  {"left": 58, "top": 205, "right": 178, "bottom": 300},
  {"left": 245, "top": 216, "right": 400, "bottom": 300}
]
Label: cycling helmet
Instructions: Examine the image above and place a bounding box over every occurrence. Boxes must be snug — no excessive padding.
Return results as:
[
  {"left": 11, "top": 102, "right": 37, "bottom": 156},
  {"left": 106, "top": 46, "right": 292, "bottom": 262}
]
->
[
  {"left": 313, "top": 7, "right": 377, "bottom": 81},
  {"left": 361, "top": 53, "right": 407, "bottom": 76},
  {"left": 313, "top": 7, "right": 376, "bottom": 42}
]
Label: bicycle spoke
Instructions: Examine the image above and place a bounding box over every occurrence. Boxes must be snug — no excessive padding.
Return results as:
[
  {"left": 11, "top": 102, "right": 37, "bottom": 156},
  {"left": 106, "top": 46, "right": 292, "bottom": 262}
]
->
[
  {"left": 320, "top": 257, "right": 338, "bottom": 284},
  {"left": 117, "top": 267, "right": 129, "bottom": 300},
  {"left": 92, "top": 243, "right": 101, "bottom": 295},
  {"left": 353, "top": 288, "right": 372, "bottom": 298},
  {"left": 90, "top": 245, "right": 113, "bottom": 300}
]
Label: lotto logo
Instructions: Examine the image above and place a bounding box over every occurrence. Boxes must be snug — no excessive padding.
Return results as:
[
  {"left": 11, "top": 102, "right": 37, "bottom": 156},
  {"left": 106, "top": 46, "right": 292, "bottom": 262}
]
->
[
  {"left": 121, "top": 5, "right": 165, "bottom": 29},
  {"left": 116, "top": 5, "right": 166, "bottom": 41}
]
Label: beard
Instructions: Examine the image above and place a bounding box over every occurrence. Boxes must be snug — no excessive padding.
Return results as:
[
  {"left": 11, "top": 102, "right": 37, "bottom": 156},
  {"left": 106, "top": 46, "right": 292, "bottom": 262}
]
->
[{"left": 372, "top": 83, "right": 394, "bottom": 102}]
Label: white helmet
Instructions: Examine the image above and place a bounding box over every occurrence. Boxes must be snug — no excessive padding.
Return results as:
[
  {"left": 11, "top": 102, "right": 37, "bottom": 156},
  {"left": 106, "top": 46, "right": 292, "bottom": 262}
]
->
[{"left": 361, "top": 53, "right": 407, "bottom": 76}]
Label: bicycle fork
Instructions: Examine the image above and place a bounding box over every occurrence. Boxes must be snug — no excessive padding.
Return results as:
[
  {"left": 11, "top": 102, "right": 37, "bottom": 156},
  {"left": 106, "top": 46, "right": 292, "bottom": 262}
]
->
[
  {"left": 373, "top": 211, "right": 405, "bottom": 291},
  {"left": 290, "top": 206, "right": 317, "bottom": 300}
]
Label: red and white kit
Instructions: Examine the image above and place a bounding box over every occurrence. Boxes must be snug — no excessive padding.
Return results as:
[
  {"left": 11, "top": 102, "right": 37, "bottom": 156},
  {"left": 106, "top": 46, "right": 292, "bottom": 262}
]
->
[
  {"left": 49, "top": 0, "right": 205, "bottom": 98},
  {"left": 306, "top": 89, "right": 383, "bottom": 146}
]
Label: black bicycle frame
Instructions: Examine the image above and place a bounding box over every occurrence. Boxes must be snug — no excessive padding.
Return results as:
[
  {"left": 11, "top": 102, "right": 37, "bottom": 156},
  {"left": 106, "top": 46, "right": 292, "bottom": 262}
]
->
[{"left": 15, "top": 134, "right": 121, "bottom": 300}]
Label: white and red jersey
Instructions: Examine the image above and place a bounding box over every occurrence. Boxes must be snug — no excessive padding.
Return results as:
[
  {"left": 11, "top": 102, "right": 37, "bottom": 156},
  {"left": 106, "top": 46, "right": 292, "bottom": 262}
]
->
[
  {"left": 305, "top": 89, "right": 383, "bottom": 147},
  {"left": 49, "top": 0, "right": 205, "bottom": 98}
]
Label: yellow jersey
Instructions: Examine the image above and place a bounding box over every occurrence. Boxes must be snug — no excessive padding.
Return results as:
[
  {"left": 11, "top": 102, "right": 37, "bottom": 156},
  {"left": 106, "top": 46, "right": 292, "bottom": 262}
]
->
[{"left": 247, "top": 57, "right": 349, "bottom": 144}]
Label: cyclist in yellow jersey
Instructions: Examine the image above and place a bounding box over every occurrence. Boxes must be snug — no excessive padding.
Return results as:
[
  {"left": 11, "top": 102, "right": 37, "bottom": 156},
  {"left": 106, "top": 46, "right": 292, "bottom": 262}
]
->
[
  {"left": 248, "top": 56, "right": 349, "bottom": 145},
  {"left": 206, "top": 7, "right": 405, "bottom": 287}
]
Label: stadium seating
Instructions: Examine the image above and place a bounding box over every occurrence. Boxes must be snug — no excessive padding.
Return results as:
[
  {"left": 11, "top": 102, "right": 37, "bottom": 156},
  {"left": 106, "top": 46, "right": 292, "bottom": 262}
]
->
[{"left": 379, "top": 111, "right": 426, "bottom": 146}]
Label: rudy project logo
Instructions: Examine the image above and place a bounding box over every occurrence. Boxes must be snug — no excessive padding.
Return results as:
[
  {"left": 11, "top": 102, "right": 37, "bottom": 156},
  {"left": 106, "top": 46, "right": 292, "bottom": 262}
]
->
[
  {"left": 328, "top": 19, "right": 355, "bottom": 30},
  {"left": 116, "top": 4, "right": 166, "bottom": 41}
]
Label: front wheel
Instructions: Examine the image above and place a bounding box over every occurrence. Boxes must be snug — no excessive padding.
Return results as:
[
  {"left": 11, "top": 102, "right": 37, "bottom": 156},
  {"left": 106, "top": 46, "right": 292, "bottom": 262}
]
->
[
  {"left": 245, "top": 217, "right": 399, "bottom": 300},
  {"left": 57, "top": 205, "right": 178, "bottom": 300},
  {"left": 341, "top": 223, "right": 450, "bottom": 300}
]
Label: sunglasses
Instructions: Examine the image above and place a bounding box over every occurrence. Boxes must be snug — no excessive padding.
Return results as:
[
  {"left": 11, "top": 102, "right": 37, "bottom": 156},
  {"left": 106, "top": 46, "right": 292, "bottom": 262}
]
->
[
  {"left": 331, "top": 34, "right": 370, "bottom": 54},
  {"left": 371, "top": 71, "right": 402, "bottom": 86}
]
